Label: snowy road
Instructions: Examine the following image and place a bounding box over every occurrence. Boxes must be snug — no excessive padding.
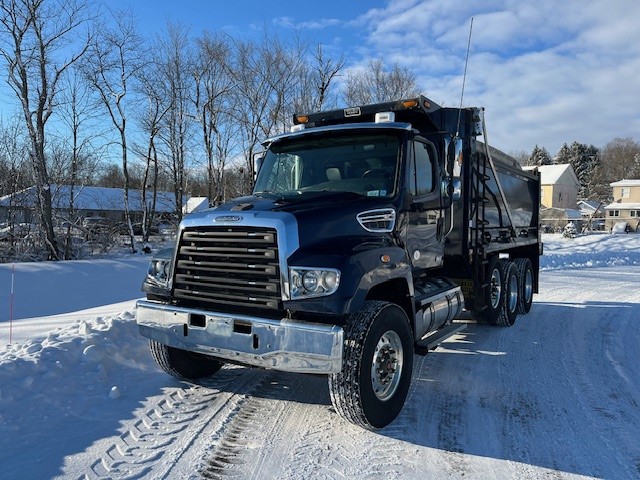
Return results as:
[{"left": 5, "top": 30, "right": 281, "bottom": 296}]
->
[{"left": 2, "top": 236, "right": 640, "bottom": 479}]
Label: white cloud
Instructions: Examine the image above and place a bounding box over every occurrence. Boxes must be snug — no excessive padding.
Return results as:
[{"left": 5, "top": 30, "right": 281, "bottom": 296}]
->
[
  {"left": 272, "top": 16, "right": 341, "bottom": 31},
  {"left": 351, "top": 0, "right": 640, "bottom": 155}
]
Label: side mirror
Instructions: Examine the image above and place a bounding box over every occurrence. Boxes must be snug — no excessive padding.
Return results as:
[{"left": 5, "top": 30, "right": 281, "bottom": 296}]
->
[
  {"left": 253, "top": 151, "right": 265, "bottom": 180},
  {"left": 453, "top": 137, "right": 463, "bottom": 178},
  {"left": 451, "top": 178, "right": 461, "bottom": 201}
]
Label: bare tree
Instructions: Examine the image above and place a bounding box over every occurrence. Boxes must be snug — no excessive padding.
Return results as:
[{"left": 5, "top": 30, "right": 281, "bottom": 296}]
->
[
  {"left": 0, "top": 0, "right": 91, "bottom": 259},
  {"left": 343, "top": 58, "right": 419, "bottom": 106},
  {"left": 297, "top": 44, "right": 344, "bottom": 114},
  {"left": 156, "top": 22, "right": 194, "bottom": 223},
  {"left": 54, "top": 68, "right": 102, "bottom": 257},
  {"left": 82, "top": 9, "right": 144, "bottom": 252},
  {"left": 192, "top": 32, "right": 233, "bottom": 206},
  {"left": 229, "top": 34, "right": 309, "bottom": 191},
  {"left": 600, "top": 138, "right": 640, "bottom": 182},
  {"left": 135, "top": 59, "right": 169, "bottom": 242}
]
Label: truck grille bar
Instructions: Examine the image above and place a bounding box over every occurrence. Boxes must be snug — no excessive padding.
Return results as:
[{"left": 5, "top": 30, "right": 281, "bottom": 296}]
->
[{"left": 172, "top": 227, "right": 282, "bottom": 311}]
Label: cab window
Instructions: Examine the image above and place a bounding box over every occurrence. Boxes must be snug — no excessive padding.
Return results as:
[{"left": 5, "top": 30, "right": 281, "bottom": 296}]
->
[{"left": 410, "top": 141, "right": 435, "bottom": 196}]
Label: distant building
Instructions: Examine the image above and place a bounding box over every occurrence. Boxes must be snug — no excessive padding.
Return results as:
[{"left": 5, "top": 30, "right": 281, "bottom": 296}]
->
[
  {"left": 522, "top": 164, "right": 581, "bottom": 209},
  {"left": 540, "top": 207, "right": 583, "bottom": 232},
  {"left": 183, "top": 197, "right": 210, "bottom": 215},
  {"left": 577, "top": 200, "right": 606, "bottom": 231},
  {"left": 604, "top": 179, "right": 640, "bottom": 232},
  {"left": 0, "top": 185, "right": 180, "bottom": 225}
]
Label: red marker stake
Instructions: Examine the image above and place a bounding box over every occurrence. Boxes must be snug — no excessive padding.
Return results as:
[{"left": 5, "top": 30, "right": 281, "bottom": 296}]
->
[{"left": 9, "top": 264, "right": 14, "bottom": 344}]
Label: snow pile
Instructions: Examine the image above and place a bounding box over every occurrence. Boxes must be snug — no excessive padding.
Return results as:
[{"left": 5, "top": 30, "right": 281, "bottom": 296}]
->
[
  {"left": 540, "top": 232, "right": 640, "bottom": 270},
  {"left": 0, "top": 311, "right": 154, "bottom": 440}
]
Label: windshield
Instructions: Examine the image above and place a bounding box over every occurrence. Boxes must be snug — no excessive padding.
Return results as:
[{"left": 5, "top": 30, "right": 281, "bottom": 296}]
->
[{"left": 254, "top": 132, "right": 401, "bottom": 198}]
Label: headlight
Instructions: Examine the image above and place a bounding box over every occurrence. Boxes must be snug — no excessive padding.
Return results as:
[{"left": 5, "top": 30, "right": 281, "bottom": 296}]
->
[
  {"left": 147, "top": 258, "right": 172, "bottom": 285},
  {"left": 290, "top": 267, "right": 340, "bottom": 299}
]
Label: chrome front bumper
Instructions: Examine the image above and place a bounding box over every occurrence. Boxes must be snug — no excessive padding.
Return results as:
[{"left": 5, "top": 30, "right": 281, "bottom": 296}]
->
[{"left": 136, "top": 300, "right": 344, "bottom": 374}]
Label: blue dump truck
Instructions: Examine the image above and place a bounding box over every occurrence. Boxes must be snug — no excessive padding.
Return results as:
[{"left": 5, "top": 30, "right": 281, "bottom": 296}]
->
[{"left": 136, "top": 96, "right": 541, "bottom": 429}]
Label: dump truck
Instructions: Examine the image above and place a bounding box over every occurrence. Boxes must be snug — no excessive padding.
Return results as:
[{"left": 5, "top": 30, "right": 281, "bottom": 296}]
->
[{"left": 136, "top": 96, "right": 541, "bottom": 429}]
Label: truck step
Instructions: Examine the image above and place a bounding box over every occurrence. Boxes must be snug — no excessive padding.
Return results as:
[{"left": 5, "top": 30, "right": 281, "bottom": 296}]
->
[{"left": 414, "top": 322, "right": 467, "bottom": 355}]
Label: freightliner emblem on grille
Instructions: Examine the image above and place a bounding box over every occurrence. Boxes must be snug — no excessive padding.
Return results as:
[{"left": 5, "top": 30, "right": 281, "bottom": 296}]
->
[{"left": 214, "top": 215, "right": 243, "bottom": 222}]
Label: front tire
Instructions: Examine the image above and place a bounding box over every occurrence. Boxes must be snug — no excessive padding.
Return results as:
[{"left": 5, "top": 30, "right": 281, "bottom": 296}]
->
[
  {"left": 149, "top": 340, "right": 223, "bottom": 380},
  {"left": 328, "top": 301, "right": 414, "bottom": 430}
]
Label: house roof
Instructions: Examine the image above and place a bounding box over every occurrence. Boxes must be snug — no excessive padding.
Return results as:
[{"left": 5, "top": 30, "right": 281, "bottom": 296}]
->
[
  {"left": 540, "top": 207, "right": 583, "bottom": 220},
  {"left": 577, "top": 200, "right": 604, "bottom": 213},
  {"left": 604, "top": 202, "right": 640, "bottom": 210},
  {"left": 184, "top": 197, "right": 209, "bottom": 214},
  {"left": 0, "top": 185, "right": 179, "bottom": 213},
  {"left": 578, "top": 200, "right": 604, "bottom": 215},
  {"left": 610, "top": 179, "right": 640, "bottom": 187},
  {"left": 523, "top": 164, "right": 580, "bottom": 187}
]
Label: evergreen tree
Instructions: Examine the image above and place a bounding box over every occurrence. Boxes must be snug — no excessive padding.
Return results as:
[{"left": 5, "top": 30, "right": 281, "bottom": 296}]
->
[
  {"left": 566, "top": 141, "right": 600, "bottom": 199},
  {"left": 529, "top": 145, "right": 552, "bottom": 166},
  {"left": 555, "top": 143, "right": 572, "bottom": 164}
]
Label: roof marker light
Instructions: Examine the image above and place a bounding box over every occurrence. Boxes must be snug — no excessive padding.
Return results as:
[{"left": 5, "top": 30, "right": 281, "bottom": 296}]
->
[
  {"left": 402, "top": 99, "right": 418, "bottom": 108},
  {"left": 375, "top": 112, "right": 395, "bottom": 123}
]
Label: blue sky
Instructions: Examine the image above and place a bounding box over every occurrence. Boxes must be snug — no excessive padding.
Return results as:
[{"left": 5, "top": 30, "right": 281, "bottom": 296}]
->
[
  {"left": 4, "top": 0, "right": 640, "bottom": 157},
  {"left": 107, "top": 0, "right": 640, "bottom": 156}
]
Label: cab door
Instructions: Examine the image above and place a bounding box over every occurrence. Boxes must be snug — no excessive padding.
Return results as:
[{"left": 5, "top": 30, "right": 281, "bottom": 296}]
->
[{"left": 404, "top": 138, "right": 445, "bottom": 270}]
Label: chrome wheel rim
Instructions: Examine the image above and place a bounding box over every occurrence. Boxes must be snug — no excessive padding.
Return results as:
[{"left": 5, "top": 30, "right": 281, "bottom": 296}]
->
[
  {"left": 371, "top": 330, "right": 403, "bottom": 401},
  {"left": 490, "top": 268, "right": 502, "bottom": 309},
  {"left": 524, "top": 269, "right": 533, "bottom": 304},
  {"left": 507, "top": 270, "right": 518, "bottom": 313}
]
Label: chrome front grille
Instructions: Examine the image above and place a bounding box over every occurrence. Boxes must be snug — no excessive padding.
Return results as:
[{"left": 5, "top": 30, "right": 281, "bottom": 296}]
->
[{"left": 172, "top": 227, "right": 282, "bottom": 311}]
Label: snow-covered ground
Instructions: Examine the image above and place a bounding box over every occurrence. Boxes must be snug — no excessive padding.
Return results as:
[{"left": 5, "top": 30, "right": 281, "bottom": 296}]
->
[{"left": 1, "top": 233, "right": 639, "bottom": 479}]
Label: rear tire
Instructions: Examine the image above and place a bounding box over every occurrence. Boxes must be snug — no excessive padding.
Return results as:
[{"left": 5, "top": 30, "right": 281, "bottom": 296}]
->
[
  {"left": 495, "top": 260, "right": 519, "bottom": 327},
  {"left": 149, "top": 340, "right": 223, "bottom": 380},
  {"left": 476, "top": 256, "right": 505, "bottom": 324},
  {"left": 514, "top": 257, "right": 534, "bottom": 314},
  {"left": 328, "top": 301, "right": 414, "bottom": 430}
]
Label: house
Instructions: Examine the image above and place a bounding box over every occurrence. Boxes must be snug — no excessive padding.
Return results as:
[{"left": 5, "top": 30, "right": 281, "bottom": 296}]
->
[
  {"left": 0, "top": 185, "right": 180, "bottom": 225},
  {"left": 604, "top": 179, "right": 640, "bottom": 232},
  {"left": 522, "top": 164, "right": 581, "bottom": 209},
  {"left": 577, "top": 200, "right": 606, "bottom": 230},
  {"left": 540, "top": 207, "right": 583, "bottom": 233}
]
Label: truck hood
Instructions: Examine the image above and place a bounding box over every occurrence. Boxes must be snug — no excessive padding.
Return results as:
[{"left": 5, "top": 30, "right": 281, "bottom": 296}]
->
[{"left": 187, "top": 192, "right": 397, "bottom": 251}]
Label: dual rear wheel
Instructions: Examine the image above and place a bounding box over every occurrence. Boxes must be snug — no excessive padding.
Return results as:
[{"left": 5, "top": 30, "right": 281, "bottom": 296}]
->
[{"left": 477, "top": 256, "right": 534, "bottom": 326}]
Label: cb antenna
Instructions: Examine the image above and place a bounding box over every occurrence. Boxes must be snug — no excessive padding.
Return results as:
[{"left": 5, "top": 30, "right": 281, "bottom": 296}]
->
[{"left": 455, "top": 17, "right": 474, "bottom": 138}]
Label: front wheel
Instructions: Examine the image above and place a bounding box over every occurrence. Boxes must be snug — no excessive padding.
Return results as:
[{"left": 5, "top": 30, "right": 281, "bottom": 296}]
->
[
  {"left": 149, "top": 340, "right": 223, "bottom": 380},
  {"left": 328, "top": 301, "right": 414, "bottom": 430}
]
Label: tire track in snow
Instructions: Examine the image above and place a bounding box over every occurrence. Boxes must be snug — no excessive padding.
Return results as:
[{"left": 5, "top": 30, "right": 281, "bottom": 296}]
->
[
  {"left": 79, "top": 366, "right": 263, "bottom": 480},
  {"left": 199, "top": 368, "right": 417, "bottom": 479}
]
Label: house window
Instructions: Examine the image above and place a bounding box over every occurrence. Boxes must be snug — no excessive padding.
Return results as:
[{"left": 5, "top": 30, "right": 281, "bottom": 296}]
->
[
  {"left": 609, "top": 210, "right": 620, "bottom": 217},
  {"left": 621, "top": 187, "right": 630, "bottom": 198},
  {"left": 631, "top": 211, "right": 640, "bottom": 217},
  {"left": 558, "top": 192, "right": 563, "bottom": 201}
]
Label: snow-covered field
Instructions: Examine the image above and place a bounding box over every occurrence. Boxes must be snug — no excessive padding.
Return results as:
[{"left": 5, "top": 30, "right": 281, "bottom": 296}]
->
[{"left": 1, "top": 233, "right": 639, "bottom": 479}]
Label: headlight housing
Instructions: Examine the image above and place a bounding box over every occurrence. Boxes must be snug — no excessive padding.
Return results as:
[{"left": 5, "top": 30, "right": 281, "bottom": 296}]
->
[
  {"left": 148, "top": 258, "right": 171, "bottom": 283},
  {"left": 144, "top": 247, "right": 174, "bottom": 290},
  {"left": 290, "top": 267, "right": 340, "bottom": 299}
]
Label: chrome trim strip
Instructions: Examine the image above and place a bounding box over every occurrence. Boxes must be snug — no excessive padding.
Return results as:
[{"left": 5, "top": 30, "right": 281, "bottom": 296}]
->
[
  {"left": 357, "top": 208, "right": 396, "bottom": 233},
  {"left": 136, "top": 300, "right": 343, "bottom": 374}
]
